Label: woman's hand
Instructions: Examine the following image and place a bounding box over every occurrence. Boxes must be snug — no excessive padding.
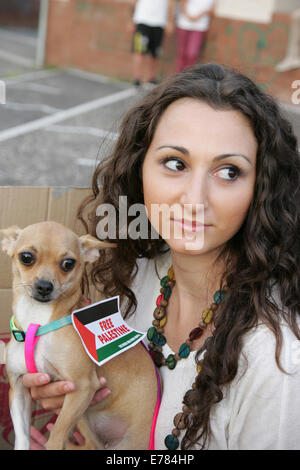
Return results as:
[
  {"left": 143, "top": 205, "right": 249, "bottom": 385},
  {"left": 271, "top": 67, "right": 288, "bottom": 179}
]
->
[{"left": 22, "top": 373, "right": 111, "bottom": 414}]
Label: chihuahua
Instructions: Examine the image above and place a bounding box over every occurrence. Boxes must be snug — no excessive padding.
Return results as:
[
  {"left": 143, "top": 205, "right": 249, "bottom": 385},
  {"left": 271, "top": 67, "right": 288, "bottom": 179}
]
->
[{"left": 0, "top": 221, "right": 157, "bottom": 450}]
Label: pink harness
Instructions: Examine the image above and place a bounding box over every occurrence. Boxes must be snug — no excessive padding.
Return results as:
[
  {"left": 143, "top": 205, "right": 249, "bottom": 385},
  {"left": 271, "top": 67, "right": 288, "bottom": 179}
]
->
[{"left": 24, "top": 323, "right": 41, "bottom": 373}]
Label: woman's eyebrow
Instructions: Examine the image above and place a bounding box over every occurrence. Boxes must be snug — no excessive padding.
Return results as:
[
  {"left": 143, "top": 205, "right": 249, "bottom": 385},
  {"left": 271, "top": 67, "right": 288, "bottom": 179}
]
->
[
  {"left": 156, "top": 145, "right": 252, "bottom": 165},
  {"left": 156, "top": 145, "right": 189, "bottom": 155}
]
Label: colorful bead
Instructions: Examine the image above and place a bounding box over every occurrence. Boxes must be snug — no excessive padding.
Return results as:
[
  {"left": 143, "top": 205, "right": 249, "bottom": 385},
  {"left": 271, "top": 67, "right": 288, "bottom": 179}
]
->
[
  {"left": 154, "top": 306, "right": 165, "bottom": 320},
  {"left": 147, "top": 326, "right": 157, "bottom": 341},
  {"left": 168, "top": 266, "right": 175, "bottom": 280},
  {"left": 214, "top": 289, "right": 226, "bottom": 304},
  {"left": 164, "top": 285, "right": 172, "bottom": 300},
  {"left": 150, "top": 350, "right": 164, "bottom": 367},
  {"left": 152, "top": 332, "right": 166, "bottom": 347},
  {"left": 160, "top": 276, "right": 169, "bottom": 288},
  {"left": 189, "top": 327, "right": 203, "bottom": 341},
  {"left": 156, "top": 294, "right": 164, "bottom": 306},
  {"left": 178, "top": 342, "right": 191, "bottom": 358},
  {"left": 182, "top": 404, "right": 189, "bottom": 413},
  {"left": 184, "top": 389, "right": 194, "bottom": 400},
  {"left": 165, "top": 354, "right": 177, "bottom": 370},
  {"left": 202, "top": 308, "right": 213, "bottom": 324},
  {"left": 165, "top": 434, "right": 179, "bottom": 450},
  {"left": 159, "top": 316, "right": 167, "bottom": 328}
]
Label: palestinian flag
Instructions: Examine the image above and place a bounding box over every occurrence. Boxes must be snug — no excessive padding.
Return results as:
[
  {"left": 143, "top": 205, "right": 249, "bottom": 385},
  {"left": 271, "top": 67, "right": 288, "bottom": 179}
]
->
[{"left": 72, "top": 296, "right": 145, "bottom": 366}]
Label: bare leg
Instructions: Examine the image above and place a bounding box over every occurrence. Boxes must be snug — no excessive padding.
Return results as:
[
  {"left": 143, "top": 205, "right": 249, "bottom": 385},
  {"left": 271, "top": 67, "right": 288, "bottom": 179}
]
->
[
  {"left": 133, "top": 52, "right": 145, "bottom": 82},
  {"left": 146, "top": 56, "right": 160, "bottom": 82}
]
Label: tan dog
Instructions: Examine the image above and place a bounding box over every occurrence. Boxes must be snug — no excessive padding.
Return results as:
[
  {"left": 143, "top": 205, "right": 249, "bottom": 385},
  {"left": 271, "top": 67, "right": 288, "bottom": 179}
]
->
[{"left": 0, "top": 221, "right": 157, "bottom": 450}]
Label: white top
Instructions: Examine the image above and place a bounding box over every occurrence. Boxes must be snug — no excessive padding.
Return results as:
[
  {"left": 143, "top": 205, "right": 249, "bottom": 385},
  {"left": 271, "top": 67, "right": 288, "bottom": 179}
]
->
[
  {"left": 133, "top": 0, "right": 169, "bottom": 28},
  {"left": 126, "top": 252, "right": 300, "bottom": 450},
  {"left": 177, "top": 0, "right": 215, "bottom": 32}
]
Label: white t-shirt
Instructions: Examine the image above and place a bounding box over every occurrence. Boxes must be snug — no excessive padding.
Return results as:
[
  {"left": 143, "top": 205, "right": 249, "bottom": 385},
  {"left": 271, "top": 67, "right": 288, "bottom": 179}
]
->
[
  {"left": 133, "top": 0, "right": 169, "bottom": 28},
  {"left": 177, "top": 0, "right": 215, "bottom": 32},
  {"left": 126, "top": 253, "right": 300, "bottom": 450}
]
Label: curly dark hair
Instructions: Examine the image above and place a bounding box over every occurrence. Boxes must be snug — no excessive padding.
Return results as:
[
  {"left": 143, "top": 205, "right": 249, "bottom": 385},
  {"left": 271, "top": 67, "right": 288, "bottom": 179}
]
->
[{"left": 77, "top": 63, "right": 300, "bottom": 449}]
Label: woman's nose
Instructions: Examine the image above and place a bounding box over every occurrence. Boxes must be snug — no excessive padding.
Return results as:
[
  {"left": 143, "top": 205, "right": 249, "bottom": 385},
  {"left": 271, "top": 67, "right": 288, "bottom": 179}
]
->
[{"left": 180, "top": 171, "right": 209, "bottom": 209}]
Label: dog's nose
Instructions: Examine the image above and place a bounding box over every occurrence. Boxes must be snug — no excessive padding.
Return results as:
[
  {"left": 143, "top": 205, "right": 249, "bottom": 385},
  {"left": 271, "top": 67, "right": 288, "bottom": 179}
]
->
[{"left": 35, "top": 280, "right": 54, "bottom": 297}]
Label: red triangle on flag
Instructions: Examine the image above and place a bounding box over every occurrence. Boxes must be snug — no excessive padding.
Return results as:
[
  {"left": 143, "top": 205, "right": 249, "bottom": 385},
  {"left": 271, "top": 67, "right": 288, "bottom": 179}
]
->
[{"left": 73, "top": 316, "right": 98, "bottom": 362}]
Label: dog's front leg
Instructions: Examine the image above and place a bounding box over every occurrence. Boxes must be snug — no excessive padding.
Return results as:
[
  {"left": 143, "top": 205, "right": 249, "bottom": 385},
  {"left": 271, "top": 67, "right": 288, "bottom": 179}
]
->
[
  {"left": 9, "top": 374, "right": 32, "bottom": 450},
  {"left": 46, "top": 376, "right": 100, "bottom": 450}
]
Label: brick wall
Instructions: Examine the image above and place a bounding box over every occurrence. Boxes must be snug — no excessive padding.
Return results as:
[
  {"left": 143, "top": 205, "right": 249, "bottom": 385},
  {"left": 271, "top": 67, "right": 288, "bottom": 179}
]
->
[{"left": 46, "top": 0, "right": 297, "bottom": 104}]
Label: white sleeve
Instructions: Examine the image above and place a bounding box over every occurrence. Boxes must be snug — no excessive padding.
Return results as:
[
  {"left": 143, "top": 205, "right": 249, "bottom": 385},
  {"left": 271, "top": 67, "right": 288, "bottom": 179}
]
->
[{"left": 226, "top": 324, "right": 300, "bottom": 450}]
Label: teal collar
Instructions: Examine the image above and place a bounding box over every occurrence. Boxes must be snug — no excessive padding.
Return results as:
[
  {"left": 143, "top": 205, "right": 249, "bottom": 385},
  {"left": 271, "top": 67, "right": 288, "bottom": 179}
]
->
[{"left": 10, "top": 314, "right": 73, "bottom": 342}]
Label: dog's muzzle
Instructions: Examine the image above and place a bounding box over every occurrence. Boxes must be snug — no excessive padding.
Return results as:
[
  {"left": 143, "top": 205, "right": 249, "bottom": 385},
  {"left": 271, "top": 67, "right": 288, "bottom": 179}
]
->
[{"left": 33, "top": 279, "right": 54, "bottom": 302}]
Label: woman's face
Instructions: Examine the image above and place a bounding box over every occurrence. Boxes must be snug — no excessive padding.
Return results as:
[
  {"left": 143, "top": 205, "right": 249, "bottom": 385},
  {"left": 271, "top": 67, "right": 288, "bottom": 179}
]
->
[{"left": 142, "top": 98, "right": 257, "bottom": 255}]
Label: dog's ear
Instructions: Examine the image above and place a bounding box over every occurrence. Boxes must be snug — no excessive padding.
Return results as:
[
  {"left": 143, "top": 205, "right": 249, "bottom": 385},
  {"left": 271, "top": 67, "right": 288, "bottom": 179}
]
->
[
  {"left": 0, "top": 226, "right": 23, "bottom": 257},
  {"left": 79, "top": 234, "right": 117, "bottom": 263}
]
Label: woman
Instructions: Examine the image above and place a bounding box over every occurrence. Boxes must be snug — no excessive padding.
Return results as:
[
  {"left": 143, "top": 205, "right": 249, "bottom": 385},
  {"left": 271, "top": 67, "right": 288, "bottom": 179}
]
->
[
  {"left": 175, "top": 0, "right": 215, "bottom": 72},
  {"left": 24, "top": 63, "right": 300, "bottom": 450}
]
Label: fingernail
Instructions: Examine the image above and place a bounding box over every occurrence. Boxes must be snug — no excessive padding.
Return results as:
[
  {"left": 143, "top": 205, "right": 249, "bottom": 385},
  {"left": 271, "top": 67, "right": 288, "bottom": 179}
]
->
[
  {"left": 63, "top": 383, "right": 75, "bottom": 393},
  {"left": 103, "top": 389, "right": 111, "bottom": 399},
  {"left": 39, "top": 374, "right": 49, "bottom": 384},
  {"left": 99, "top": 377, "right": 107, "bottom": 387}
]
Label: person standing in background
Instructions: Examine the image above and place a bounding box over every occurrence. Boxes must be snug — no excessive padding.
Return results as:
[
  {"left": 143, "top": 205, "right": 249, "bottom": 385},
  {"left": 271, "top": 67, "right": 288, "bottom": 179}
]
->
[
  {"left": 129, "top": 0, "right": 174, "bottom": 87},
  {"left": 176, "top": 0, "right": 215, "bottom": 72}
]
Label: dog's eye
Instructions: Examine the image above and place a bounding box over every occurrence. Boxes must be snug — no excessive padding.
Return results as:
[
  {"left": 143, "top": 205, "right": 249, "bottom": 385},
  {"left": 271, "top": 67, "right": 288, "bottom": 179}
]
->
[
  {"left": 60, "top": 258, "right": 76, "bottom": 272},
  {"left": 19, "top": 252, "right": 35, "bottom": 266}
]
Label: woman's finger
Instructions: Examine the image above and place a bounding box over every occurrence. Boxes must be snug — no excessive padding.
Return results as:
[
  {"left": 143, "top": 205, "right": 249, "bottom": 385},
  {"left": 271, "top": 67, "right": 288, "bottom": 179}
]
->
[
  {"left": 30, "top": 381, "right": 75, "bottom": 401},
  {"left": 23, "top": 373, "right": 50, "bottom": 388},
  {"left": 47, "top": 423, "right": 85, "bottom": 447},
  {"left": 90, "top": 387, "right": 111, "bottom": 405},
  {"left": 30, "top": 426, "right": 47, "bottom": 450}
]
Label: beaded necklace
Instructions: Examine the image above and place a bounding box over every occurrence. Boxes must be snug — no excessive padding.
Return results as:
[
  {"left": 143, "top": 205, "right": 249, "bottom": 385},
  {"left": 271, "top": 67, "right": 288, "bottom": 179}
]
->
[{"left": 147, "top": 266, "right": 226, "bottom": 450}]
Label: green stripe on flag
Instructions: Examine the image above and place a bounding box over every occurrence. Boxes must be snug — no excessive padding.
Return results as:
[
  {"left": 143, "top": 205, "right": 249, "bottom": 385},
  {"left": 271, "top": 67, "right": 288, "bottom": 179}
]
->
[{"left": 96, "top": 331, "right": 143, "bottom": 362}]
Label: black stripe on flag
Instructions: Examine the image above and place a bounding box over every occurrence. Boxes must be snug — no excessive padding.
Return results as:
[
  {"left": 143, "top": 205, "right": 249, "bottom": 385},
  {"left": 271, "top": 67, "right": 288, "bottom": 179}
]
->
[{"left": 73, "top": 297, "right": 119, "bottom": 325}]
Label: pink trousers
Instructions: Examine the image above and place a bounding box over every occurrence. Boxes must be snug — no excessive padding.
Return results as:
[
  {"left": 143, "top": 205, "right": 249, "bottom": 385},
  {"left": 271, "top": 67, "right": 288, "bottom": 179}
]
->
[{"left": 176, "top": 27, "right": 207, "bottom": 73}]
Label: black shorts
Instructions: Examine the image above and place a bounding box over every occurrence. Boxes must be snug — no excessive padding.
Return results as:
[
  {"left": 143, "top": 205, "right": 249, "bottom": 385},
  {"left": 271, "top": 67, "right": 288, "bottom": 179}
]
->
[{"left": 132, "top": 24, "right": 164, "bottom": 58}]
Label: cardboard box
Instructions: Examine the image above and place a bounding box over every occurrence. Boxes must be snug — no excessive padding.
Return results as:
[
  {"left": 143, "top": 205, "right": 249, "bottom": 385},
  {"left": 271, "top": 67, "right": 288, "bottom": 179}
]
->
[{"left": 0, "top": 186, "right": 93, "bottom": 450}]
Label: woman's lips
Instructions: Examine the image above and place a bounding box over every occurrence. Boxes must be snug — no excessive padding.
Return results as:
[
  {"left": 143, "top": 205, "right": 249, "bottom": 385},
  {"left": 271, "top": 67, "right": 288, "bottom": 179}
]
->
[{"left": 172, "top": 219, "right": 212, "bottom": 233}]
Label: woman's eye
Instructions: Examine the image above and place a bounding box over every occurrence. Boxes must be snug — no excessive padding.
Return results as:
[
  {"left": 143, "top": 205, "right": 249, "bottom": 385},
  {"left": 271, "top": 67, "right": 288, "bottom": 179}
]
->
[
  {"left": 215, "top": 166, "right": 240, "bottom": 181},
  {"left": 163, "top": 158, "right": 186, "bottom": 172},
  {"left": 60, "top": 258, "right": 76, "bottom": 272}
]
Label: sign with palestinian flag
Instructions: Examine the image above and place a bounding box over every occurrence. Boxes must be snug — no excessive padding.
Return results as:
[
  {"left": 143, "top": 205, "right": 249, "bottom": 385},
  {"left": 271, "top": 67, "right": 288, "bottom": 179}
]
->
[{"left": 72, "top": 296, "right": 145, "bottom": 366}]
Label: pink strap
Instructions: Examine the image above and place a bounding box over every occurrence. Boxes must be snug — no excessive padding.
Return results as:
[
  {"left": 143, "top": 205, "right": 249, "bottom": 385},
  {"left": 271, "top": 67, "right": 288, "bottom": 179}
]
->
[
  {"left": 25, "top": 323, "right": 41, "bottom": 373},
  {"left": 141, "top": 341, "right": 162, "bottom": 450},
  {"left": 148, "top": 369, "right": 162, "bottom": 450}
]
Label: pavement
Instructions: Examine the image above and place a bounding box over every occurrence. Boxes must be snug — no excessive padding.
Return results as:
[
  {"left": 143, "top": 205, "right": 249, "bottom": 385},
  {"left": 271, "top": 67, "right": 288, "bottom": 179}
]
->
[{"left": 0, "top": 26, "right": 299, "bottom": 188}]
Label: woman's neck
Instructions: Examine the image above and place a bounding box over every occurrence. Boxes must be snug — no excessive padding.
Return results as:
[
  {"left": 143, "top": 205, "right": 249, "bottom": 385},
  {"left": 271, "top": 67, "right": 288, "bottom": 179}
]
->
[
  {"left": 172, "top": 248, "right": 224, "bottom": 293},
  {"left": 168, "top": 248, "right": 225, "bottom": 325}
]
